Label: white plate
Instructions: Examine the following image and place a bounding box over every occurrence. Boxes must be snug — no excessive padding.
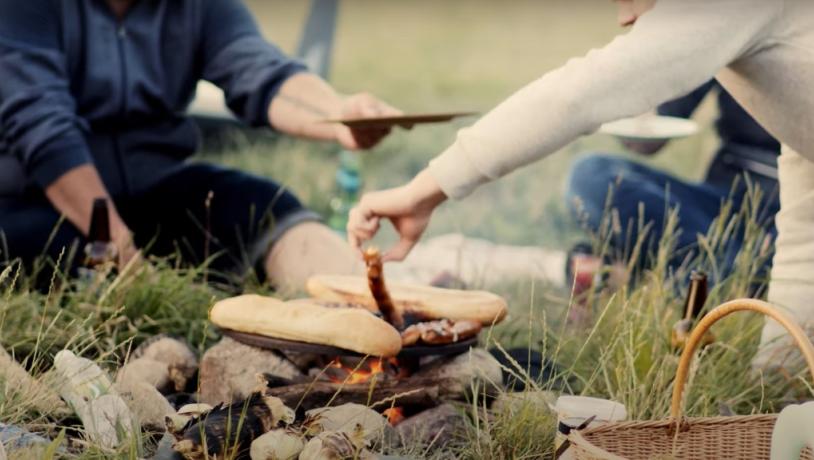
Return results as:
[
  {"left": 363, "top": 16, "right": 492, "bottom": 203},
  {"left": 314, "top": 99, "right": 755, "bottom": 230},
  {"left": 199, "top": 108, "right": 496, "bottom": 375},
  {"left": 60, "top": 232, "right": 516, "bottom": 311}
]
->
[{"left": 599, "top": 115, "right": 699, "bottom": 141}]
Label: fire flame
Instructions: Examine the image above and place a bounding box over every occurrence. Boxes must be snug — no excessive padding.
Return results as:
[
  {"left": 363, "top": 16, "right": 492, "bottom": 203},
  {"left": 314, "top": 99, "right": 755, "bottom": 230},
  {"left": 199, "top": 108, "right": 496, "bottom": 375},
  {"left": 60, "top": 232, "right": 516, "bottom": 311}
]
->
[
  {"left": 327, "top": 357, "right": 386, "bottom": 384},
  {"left": 383, "top": 407, "right": 406, "bottom": 426}
]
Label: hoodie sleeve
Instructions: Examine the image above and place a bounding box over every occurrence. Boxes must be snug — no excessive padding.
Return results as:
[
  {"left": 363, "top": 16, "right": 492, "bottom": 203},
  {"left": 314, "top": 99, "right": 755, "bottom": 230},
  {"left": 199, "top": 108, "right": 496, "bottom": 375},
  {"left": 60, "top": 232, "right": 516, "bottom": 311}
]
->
[
  {"left": 428, "top": 0, "right": 781, "bottom": 199},
  {"left": 0, "top": 0, "right": 93, "bottom": 189},
  {"left": 200, "top": 0, "right": 308, "bottom": 127}
]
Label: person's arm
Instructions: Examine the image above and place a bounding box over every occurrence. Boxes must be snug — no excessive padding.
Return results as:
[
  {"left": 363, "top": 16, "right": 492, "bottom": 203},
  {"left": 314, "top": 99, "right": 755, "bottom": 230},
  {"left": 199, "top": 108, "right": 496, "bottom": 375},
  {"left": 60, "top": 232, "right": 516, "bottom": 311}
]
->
[
  {"left": 268, "top": 73, "right": 400, "bottom": 150},
  {"left": 428, "top": 0, "right": 780, "bottom": 200},
  {"left": 0, "top": 0, "right": 137, "bottom": 266},
  {"left": 45, "top": 165, "right": 138, "bottom": 265},
  {"left": 200, "top": 0, "right": 398, "bottom": 150},
  {"left": 347, "top": 0, "right": 782, "bottom": 259}
]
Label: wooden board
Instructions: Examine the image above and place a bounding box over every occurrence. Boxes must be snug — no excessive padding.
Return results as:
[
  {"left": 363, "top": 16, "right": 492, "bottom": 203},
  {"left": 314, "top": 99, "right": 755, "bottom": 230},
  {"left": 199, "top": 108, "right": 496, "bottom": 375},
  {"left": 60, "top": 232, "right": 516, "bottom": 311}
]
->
[{"left": 322, "top": 111, "right": 478, "bottom": 129}]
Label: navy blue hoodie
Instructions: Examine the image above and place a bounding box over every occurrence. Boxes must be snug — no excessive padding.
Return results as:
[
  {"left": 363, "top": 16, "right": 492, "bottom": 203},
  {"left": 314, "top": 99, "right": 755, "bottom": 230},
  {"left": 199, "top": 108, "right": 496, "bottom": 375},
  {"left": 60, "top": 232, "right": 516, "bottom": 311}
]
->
[{"left": 0, "top": 0, "right": 306, "bottom": 198}]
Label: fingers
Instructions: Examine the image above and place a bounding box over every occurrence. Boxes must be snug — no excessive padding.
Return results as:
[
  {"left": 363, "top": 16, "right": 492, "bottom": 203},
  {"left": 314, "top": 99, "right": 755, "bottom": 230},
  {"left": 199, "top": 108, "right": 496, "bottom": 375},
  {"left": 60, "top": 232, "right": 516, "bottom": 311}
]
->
[
  {"left": 347, "top": 205, "right": 379, "bottom": 251},
  {"left": 337, "top": 93, "right": 400, "bottom": 150},
  {"left": 352, "top": 92, "right": 401, "bottom": 117}
]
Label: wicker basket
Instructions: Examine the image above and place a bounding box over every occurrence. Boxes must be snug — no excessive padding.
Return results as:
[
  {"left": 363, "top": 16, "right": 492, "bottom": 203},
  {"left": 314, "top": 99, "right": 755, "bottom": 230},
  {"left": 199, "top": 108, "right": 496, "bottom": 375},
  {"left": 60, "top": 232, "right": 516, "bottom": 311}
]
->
[{"left": 568, "top": 298, "right": 814, "bottom": 460}]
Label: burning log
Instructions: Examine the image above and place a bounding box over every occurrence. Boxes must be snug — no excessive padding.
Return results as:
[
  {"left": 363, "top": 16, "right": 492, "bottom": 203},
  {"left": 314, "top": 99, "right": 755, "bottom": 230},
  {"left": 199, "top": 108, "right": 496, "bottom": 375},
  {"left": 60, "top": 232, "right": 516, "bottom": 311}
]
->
[
  {"left": 264, "top": 376, "right": 461, "bottom": 411},
  {"left": 171, "top": 392, "right": 294, "bottom": 460}
]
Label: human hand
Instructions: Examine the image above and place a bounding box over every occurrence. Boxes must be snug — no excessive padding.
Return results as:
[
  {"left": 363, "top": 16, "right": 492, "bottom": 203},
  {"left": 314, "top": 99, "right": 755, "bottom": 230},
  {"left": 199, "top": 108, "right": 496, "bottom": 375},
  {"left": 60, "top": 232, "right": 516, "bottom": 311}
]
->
[
  {"left": 110, "top": 217, "right": 142, "bottom": 271},
  {"left": 620, "top": 138, "right": 668, "bottom": 156},
  {"left": 347, "top": 169, "right": 447, "bottom": 262},
  {"left": 334, "top": 92, "right": 402, "bottom": 150}
]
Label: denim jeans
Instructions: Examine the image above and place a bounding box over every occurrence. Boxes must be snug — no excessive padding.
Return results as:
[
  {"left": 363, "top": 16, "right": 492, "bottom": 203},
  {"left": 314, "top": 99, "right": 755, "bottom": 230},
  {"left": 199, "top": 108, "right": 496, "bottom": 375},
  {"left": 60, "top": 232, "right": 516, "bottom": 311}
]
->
[
  {"left": 0, "top": 163, "right": 319, "bottom": 280},
  {"left": 565, "top": 153, "right": 780, "bottom": 273}
]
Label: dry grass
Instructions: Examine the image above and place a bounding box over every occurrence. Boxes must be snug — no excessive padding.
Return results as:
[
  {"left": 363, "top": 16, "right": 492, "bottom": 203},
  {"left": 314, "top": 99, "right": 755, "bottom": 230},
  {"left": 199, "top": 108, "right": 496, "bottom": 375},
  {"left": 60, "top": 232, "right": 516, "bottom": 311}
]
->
[{"left": 0, "top": 2, "right": 796, "bottom": 459}]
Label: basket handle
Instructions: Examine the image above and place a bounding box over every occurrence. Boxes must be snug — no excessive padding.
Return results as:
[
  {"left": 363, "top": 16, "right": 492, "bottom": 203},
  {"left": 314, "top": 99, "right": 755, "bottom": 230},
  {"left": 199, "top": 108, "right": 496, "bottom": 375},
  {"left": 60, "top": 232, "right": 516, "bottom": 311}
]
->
[{"left": 670, "top": 298, "right": 814, "bottom": 419}]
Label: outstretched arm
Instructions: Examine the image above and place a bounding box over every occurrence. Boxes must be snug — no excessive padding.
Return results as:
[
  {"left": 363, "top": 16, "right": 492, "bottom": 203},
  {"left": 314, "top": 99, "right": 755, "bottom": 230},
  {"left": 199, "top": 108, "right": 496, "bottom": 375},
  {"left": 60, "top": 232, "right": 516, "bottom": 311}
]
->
[
  {"left": 268, "top": 73, "right": 400, "bottom": 150},
  {"left": 200, "top": 0, "right": 399, "bottom": 150},
  {"left": 348, "top": 0, "right": 780, "bottom": 259}
]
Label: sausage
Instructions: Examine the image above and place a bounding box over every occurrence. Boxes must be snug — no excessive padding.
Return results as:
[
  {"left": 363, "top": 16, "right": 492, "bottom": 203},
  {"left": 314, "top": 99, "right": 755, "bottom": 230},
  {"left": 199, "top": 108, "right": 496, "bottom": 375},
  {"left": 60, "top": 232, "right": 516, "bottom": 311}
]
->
[
  {"left": 363, "top": 247, "right": 404, "bottom": 329},
  {"left": 401, "top": 319, "right": 483, "bottom": 346}
]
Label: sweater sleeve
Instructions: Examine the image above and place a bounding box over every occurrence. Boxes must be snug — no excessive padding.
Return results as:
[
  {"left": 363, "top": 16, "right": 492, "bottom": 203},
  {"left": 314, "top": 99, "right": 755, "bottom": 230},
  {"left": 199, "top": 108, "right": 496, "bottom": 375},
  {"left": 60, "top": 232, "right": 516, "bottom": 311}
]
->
[
  {"left": 200, "top": 0, "right": 308, "bottom": 127},
  {"left": 428, "top": 0, "right": 781, "bottom": 199},
  {"left": 0, "top": 0, "right": 93, "bottom": 189}
]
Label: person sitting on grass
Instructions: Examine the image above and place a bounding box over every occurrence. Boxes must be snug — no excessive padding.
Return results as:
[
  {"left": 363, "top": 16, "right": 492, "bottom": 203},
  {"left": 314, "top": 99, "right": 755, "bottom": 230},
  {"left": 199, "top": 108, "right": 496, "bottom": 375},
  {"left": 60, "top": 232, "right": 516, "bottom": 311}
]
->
[
  {"left": 565, "top": 81, "right": 780, "bottom": 294},
  {"left": 346, "top": 0, "right": 814, "bottom": 368},
  {"left": 0, "top": 0, "right": 399, "bottom": 290}
]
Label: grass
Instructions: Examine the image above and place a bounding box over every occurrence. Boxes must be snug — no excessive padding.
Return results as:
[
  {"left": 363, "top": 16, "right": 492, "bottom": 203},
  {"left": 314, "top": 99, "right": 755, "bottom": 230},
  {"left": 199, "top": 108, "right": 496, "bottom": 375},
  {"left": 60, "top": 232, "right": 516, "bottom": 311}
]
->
[
  {"left": 0, "top": 2, "right": 802, "bottom": 458},
  {"left": 0, "top": 177, "right": 807, "bottom": 459}
]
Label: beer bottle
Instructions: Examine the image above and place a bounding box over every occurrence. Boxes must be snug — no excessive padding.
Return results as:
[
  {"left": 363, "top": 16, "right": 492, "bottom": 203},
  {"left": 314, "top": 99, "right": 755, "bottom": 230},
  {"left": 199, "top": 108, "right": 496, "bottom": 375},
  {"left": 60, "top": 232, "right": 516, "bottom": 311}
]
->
[
  {"left": 671, "top": 271, "right": 714, "bottom": 350},
  {"left": 83, "top": 198, "right": 117, "bottom": 269},
  {"left": 682, "top": 271, "right": 708, "bottom": 321}
]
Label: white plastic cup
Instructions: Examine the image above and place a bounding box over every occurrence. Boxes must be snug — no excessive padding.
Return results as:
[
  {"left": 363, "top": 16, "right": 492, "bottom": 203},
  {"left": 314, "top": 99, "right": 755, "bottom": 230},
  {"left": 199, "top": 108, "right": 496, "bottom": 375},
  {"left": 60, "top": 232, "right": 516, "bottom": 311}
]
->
[{"left": 554, "top": 396, "right": 627, "bottom": 459}]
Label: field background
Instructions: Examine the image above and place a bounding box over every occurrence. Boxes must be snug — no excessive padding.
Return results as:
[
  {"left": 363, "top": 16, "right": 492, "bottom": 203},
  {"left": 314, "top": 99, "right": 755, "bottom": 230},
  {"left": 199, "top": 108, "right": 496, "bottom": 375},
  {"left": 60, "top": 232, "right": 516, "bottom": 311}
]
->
[
  {"left": 0, "top": 3, "right": 796, "bottom": 458},
  {"left": 215, "top": 0, "right": 721, "bottom": 250}
]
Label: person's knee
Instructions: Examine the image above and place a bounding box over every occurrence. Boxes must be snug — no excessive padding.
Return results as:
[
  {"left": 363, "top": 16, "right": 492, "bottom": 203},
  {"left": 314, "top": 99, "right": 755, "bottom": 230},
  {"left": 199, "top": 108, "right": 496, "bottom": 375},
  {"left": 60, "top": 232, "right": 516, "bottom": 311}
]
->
[{"left": 264, "top": 222, "right": 363, "bottom": 294}]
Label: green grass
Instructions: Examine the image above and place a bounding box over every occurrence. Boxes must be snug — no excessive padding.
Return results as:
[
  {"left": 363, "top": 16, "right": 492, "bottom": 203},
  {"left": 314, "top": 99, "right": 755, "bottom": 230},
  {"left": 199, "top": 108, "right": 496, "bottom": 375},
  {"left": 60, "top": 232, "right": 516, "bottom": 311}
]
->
[
  {"left": 0, "top": 2, "right": 798, "bottom": 458},
  {"left": 0, "top": 179, "right": 806, "bottom": 459}
]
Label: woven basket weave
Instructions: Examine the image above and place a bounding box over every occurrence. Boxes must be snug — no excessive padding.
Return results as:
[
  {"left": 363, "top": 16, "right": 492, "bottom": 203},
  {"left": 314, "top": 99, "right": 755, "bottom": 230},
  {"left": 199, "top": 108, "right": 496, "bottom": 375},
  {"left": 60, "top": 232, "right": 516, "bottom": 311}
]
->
[{"left": 568, "top": 299, "right": 814, "bottom": 460}]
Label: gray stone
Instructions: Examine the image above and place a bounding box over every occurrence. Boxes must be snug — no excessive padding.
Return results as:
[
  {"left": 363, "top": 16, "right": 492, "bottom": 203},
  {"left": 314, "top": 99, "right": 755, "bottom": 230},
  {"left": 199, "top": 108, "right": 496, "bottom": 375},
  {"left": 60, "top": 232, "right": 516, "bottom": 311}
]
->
[
  {"left": 396, "top": 404, "right": 466, "bottom": 448},
  {"left": 413, "top": 348, "right": 504, "bottom": 398},
  {"left": 198, "top": 337, "right": 303, "bottom": 405}
]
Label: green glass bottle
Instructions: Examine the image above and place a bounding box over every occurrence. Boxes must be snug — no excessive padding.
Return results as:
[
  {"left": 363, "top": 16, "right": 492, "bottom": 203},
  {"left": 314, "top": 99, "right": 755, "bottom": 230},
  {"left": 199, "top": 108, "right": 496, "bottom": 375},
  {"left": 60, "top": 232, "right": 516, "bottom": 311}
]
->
[{"left": 327, "top": 150, "right": 362, "bottom": 235}]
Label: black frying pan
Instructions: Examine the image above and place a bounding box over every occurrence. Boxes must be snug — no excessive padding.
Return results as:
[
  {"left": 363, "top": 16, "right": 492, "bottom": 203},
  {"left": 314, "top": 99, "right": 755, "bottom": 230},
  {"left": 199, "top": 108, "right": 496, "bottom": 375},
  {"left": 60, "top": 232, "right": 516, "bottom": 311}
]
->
[{"left": 221, "top": 329, "right": 477, "bottom": 358}]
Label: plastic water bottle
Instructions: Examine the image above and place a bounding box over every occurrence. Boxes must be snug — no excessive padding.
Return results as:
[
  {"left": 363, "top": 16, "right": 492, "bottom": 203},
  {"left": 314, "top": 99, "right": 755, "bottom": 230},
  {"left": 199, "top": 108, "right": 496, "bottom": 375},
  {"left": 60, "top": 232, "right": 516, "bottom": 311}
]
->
[{"left": 328, "top": 150, "right": 362, "bottom": 234}]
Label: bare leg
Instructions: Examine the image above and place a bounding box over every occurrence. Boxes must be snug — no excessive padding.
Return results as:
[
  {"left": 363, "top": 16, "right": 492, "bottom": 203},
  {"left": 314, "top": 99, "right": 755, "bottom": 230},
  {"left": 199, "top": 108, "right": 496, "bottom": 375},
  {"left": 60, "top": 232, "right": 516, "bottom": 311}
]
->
[{"left": 265, "top": 222, "right": 363, "bottom": 295}]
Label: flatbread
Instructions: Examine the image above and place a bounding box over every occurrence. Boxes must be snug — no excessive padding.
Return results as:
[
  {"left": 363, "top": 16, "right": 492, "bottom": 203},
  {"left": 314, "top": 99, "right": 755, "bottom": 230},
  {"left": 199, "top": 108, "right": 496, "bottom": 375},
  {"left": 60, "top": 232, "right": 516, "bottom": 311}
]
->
[
  {"left": 306, "top": 275, "right": 508, "bottom": 326},
  {"left": 210, "top": 295, "right": 402, "bottom": 357}
]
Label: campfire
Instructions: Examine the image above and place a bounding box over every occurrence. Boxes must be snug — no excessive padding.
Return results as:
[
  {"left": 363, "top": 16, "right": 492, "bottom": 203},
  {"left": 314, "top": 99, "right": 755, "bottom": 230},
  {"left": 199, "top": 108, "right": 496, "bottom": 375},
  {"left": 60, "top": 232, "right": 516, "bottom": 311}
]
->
[
  {"left": 325, "top": 356, "right": 394, "bottom": 385},
  {"left": 187, "top": 247, "right": 508, "bottom": 457}
]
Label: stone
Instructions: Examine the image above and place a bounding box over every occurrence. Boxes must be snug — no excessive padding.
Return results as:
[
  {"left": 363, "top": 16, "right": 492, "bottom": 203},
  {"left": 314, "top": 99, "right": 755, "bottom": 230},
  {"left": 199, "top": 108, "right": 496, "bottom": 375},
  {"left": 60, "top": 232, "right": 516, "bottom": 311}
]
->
[
  {"left": 303, "top": 403, "right": 388, "bottom": 446},
  {"left": 249, "top": 429, "right": 304, "bottom": 460},
  {"left": 395, "top": 404, "right": 466, "bottom": 448},
  {"left": 132, "top": 335, "right": 198, "bottom": 391},
  {"left": 413, "top": 348, "right": 504, "bottom": 398},
  {"left": 299, "top": 432, "right": 372, "bottom": 460},
  {"left": 116, "top": 357, "right": 173, "bottom": 393},
  {"left": 53, "top": 350, "right": 136, "bottom": 449},
  {"left": 198, "top": 337, "right": 303, "bottom": 405},
  {"left": 113, "top": 380, "right": 175, "bottom": 431},
  {"left": 0, "top": 346, "right": 65, "bottom": 414}
]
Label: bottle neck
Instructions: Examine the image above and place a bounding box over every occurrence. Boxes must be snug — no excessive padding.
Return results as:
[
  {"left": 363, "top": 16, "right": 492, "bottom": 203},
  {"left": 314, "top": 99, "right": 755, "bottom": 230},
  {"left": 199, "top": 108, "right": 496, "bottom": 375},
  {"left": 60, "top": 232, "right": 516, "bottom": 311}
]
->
[
  {"left": 88, "top": 198, "right": 111, "bottom": 243},
  {"left": 683, "top": 272, "right": 708, "bottom": 320}
]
